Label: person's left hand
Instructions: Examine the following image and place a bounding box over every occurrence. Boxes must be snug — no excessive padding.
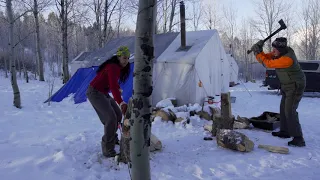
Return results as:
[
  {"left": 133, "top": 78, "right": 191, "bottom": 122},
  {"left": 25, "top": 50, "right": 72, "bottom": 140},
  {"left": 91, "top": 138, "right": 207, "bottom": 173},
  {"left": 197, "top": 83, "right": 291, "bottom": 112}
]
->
[
  {"left": 120, "top": 103, "right": 128, "bottom": 115},
  {"left": 256, "top": 40, "right": 264, "bottom": 47},
  {"left": 251, "top": 41, "right": 264, "bottom": 55}
]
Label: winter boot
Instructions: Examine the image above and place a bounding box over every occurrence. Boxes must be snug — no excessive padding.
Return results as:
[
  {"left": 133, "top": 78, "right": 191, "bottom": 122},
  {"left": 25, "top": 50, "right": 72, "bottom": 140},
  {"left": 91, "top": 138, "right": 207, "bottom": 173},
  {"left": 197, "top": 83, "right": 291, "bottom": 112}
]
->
[
  {"left": 288, "top": 137, "right": 306, "bottom": 147},
  {"left": 101, "top": 141, "right": 117, "bottom": 158},
  {"left": 271, "top": 131, "right": 290, "bottom": 138}
]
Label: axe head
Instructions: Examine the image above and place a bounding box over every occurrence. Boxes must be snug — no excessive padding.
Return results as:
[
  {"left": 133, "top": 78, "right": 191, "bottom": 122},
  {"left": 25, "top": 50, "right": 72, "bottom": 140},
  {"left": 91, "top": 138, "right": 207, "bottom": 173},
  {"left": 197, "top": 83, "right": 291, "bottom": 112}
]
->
[{"left": 278, "top": 19, "right": 287, "bottom": 30}]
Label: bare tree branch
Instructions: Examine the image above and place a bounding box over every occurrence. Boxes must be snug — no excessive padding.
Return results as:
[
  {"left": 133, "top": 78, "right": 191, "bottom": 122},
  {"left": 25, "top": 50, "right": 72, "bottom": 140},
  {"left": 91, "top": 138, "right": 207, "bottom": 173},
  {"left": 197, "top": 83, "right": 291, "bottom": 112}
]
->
[
  {"left": 13, "top": 10, "right": 33, "bottom": 23},
  {"left": 13, "top": 29, "right": 36, "bottom": 48}
]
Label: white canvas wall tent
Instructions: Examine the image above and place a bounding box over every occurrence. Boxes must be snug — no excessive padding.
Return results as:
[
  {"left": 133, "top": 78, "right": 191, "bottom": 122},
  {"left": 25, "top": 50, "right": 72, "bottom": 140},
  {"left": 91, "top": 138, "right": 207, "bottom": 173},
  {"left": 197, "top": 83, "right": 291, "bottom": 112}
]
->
[
  {"left": 152, "top": 30, "right": 230, "bottom": 106},
  {"left": 227, "top": 54, "right": 239, "bottom": 86},
  {"left": 70, "top": 51, "right": 91, "bottom": 76}
]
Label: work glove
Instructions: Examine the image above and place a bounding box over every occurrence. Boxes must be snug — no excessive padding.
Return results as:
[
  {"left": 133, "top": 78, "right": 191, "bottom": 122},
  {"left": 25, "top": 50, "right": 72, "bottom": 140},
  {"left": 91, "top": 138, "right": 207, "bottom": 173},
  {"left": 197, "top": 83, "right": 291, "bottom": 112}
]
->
[
  {"left": 251, "top": 40, "right": 264, "bottom": 55},
  {"left": 256, "top": 40, "right": 264, "bottom": 47},
  {"left": 120, "top": 102, "right": 128, "bottom": 115}
]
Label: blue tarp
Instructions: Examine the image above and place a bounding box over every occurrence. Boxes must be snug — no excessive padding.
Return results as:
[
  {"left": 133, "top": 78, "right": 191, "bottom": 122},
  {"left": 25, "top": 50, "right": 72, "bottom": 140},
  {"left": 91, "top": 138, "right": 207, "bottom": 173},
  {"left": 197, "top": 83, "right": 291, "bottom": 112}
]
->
[{"left": 45, "top": 63, "right": 134, "bottom": 104}]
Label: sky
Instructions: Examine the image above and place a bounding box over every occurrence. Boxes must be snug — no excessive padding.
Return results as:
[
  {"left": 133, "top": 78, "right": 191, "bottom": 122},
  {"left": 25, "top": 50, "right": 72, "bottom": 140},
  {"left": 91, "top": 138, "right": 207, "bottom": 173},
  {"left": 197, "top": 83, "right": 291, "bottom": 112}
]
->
[
  {"left": 0, "top": 0, "right": 304, "bottom": 40},
  {"left": 0, "top": 0, "right": 302, "bottom": 25}
]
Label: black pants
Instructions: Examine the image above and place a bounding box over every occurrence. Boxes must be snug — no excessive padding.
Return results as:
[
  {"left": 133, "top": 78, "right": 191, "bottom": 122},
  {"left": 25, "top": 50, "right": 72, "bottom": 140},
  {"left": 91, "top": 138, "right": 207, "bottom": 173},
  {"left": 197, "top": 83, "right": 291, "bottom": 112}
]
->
[
  {"left": 86, "top": 86, "right": 122, "bottom": 154},
  {"left": 280, "top": 82, "right": 305, "bottom": 137}
]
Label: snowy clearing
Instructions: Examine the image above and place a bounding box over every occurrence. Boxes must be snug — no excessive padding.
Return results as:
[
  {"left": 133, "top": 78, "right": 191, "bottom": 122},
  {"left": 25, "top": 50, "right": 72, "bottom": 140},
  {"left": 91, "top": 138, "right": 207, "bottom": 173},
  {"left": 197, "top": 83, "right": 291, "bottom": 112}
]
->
[{"left": 1, "top": 77, "right": 320, "bottom": 180}]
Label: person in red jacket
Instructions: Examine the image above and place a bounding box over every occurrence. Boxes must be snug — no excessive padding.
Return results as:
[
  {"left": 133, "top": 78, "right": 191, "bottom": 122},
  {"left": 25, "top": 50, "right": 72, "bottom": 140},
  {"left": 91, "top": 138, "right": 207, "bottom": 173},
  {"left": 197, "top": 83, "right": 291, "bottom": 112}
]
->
[{"left": 86, "top": 46, "right": 130, "bottom": 157}]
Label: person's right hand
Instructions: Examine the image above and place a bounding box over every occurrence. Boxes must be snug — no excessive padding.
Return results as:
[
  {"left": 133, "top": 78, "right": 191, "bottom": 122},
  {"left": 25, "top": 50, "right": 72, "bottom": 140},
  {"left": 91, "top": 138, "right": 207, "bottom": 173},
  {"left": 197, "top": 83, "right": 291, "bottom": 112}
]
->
[{"left": 120, "top": 103, "right": 128, "bottom": 115}]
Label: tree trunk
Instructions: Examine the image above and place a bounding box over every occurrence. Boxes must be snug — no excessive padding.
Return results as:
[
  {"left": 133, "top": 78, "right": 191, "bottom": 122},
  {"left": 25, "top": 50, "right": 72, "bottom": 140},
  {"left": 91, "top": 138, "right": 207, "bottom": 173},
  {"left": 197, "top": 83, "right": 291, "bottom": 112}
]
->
[
  {"left": 116, "top": 0, "right": 123, "bottom": 38},
  {"left": 17, "top": 52, "right": 21, "bottom": 78},
  {"left": 162, "top": 0, "right": 168, "bottom": 33},
  {"left": 168, "top": 0, "right": 176, "bottom": 32},
  {"left": 245, "top": 53, "right": 249, "bottom": 82},
  {"left": 4, "top": 56, "right": 8, "bottom": 78},
  {"left": 61, "top": 0, "right": 70, "bottom": 84},
  {"left": 6, "top": 0, "right": 21, "bottom": 108},
  {"left": 34, "top": 0, "right": 45, "bottom": 81},
  {"left": 130, "top": 0, "right": 156, "bottom": 179},
  {"left": 22, "top": 49, "right": 28, "bottom": 83},
  {"left": 212, "top": 92, "right": 234, "bottom": 136},
  {"left": 94, "top": 0, "right": 103, "bottom": 48},
  {"left": 103, "top": 0, "right": 109, "bottom": 43},
  {"left": 103, "top": 0, "right": 119, "bottom": 43}
]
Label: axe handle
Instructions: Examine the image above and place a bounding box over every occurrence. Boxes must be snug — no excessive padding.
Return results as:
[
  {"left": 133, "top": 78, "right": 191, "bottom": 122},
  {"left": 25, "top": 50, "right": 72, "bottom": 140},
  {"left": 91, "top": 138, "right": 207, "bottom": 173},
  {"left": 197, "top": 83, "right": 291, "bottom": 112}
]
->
[{"left": 247, "top": 27, "right": 285, "bottom": 54}]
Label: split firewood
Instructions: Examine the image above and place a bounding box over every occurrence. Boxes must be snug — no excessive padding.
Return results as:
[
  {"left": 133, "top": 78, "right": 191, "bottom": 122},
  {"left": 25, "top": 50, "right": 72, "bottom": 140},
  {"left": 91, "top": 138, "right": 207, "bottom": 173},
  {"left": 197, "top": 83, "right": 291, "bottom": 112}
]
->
[
  {"left": 233, "top": 121, "right": 249, "bottom": 129},
  {"left": 258, "top": 144, "right": 289, "bottom": 154},
  {"left": 204, "top": 124, "right": 213, "bottom": 132},
  {"left": 236, "top": 115, "right": 251, "bottom": 125},
  {"left": 153, "top": 109, "right": 176, "bottom": 122},
  {"left": 196, "top": 110, "right": 212, "bottom": 120}
]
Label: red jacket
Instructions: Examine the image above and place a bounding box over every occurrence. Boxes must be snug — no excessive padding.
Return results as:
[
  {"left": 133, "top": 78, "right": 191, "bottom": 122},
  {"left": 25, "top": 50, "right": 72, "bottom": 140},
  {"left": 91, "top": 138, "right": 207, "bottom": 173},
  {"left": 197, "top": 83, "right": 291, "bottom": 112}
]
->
[{"left": 90, "top": 63, "right": 123, "bottom": 104}]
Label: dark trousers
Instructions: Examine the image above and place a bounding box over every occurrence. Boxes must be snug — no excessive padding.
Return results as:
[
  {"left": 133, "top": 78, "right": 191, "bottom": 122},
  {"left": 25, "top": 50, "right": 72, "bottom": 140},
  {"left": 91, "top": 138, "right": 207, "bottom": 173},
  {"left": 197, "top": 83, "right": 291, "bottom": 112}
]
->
[
  {"left": 280, "top": 82, "right": 305, "bottom": 137},
  {"left": 86, "top": 86, "right": 122, "bottom": 154}
]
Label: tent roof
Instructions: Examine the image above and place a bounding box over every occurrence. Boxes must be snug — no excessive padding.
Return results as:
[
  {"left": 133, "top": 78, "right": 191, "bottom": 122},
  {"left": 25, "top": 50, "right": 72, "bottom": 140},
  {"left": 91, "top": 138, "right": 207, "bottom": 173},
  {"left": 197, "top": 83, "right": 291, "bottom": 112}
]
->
[
  {"left": 73, "top": 51, "right": 91, "bottom": 62},
  {"left": 83, "top": 32, "right": 179, "bottom": 66},
  {"left": 156, "top": 30, "right": 218, "bottom": 64}
]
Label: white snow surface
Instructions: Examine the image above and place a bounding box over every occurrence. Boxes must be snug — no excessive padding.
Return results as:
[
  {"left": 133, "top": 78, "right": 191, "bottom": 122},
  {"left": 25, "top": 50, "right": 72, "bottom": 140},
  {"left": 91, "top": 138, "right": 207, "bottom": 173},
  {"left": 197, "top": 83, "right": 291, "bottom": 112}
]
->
[{"left": 1, "top": 77, "right": 320, "bottom": 180}]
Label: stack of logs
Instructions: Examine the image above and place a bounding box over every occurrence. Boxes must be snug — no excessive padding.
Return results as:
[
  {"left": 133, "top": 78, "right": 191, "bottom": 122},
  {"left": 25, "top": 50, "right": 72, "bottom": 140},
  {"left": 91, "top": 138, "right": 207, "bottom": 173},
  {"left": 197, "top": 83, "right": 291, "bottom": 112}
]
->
[
  {"left": 209, "top": 92, "right": 289, "bottom": 154},
  {"left": 117, "top": 92, "right": 289, "bottom": 164}
]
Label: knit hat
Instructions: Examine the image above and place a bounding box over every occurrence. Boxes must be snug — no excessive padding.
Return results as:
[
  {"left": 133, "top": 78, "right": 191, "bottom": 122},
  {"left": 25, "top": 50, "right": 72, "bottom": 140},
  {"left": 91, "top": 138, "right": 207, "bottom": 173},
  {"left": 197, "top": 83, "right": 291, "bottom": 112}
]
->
[
  {"left": 272, "top": 37, "right": 287, "bottom": 49},
  {"left": 116, "top": 46, "right": 130, "bottom": 57}
]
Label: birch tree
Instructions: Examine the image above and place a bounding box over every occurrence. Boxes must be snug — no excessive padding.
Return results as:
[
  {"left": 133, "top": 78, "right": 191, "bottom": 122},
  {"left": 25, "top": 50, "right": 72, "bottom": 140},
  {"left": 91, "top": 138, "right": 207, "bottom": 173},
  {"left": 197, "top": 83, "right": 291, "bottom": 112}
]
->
[
  {"left": 32, "top": 0, "right": 50, "bottom": 81},
  {"left": 203, "top": 0, "right": 221, "bottom": 30},
  {"left": 168, "top": 0, "right": 177, "bottom": 32},
  {"left": 81, "top": 0, "right": 104, "bottom": 47},
  {"left": 190, "top": 0, "right": 202, "bottom": 31},
  {"left": 102, "top": 0, "right": 120, "bottom": 43},
  {"left": 238, "top": 19, "right": 255, "bottom": 82},
  {"left": 22, "top": 0, "right": 51, "bottom": 81},
  {"left": 222, "top": 2, "right": 237, "bottom": 52},
  {"left": 56, "top": 0, "right": 74, "bottom": 83},
  {"left": 296, "top": 0, "right": 320, "bottom": 60},
  {"left": 251, "top": 0, "right": 290, "bottom": 52},
  {"left": 6, "top": 0, "right": 21, "bottom": 108},
  {"left": 306, "top": 0, "right": 320, "bottom": 60},
  {"left": 130, "top": 0, "right": 155, "bottom": 178},
  {"left": 115, "top": 0, "right": 125, "bottom": 37},
  {"left": 299, "top": 1, "right": 311, "bottom": 60},
  {"left": 0, "top": 10, "right": 9, "bottom": 78}
]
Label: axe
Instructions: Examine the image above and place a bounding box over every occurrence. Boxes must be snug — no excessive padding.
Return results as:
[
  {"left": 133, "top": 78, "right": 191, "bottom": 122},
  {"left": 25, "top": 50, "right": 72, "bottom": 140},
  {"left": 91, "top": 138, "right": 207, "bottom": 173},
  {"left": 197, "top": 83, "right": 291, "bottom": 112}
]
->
[{"left": 247, "top": 19, "right": 287, "bottom": 54}]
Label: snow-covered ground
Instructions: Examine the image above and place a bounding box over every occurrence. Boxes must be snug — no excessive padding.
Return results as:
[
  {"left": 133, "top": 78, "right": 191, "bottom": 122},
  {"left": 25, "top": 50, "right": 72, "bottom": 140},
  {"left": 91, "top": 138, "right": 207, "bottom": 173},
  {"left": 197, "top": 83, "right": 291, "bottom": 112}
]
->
[{"left": 1, "top": 77, "right": 320, "bottom": 180}]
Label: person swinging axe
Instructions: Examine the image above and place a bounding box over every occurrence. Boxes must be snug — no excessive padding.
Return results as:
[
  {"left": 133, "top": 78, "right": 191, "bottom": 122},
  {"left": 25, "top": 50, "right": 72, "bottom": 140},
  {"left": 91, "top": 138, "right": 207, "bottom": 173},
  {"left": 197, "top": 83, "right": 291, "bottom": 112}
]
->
[{"left": 250, "top": 37, "right": 306, "bottom": 147}]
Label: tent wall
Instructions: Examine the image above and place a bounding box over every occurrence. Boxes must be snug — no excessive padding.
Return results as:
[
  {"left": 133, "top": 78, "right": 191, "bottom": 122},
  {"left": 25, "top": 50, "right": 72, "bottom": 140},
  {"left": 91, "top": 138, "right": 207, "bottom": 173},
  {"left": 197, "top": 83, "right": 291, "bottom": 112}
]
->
[
  {"left": 152, "top": 63, "right": 195, "bottom": 106},
  {"left": 194, "top": 34, "right": 222, "bottom": 103},
  {"left": 194, "top": 32, "right": 230, "bottom": 103},
  {"left": 228, "top": 55, "right": 239, "bottom": 84},
  {"left": 152, "top": 30, "right": 230, "bottom": 106},
  {"left": 221, "top": 52, "right": 230, "bottom": 92}
]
